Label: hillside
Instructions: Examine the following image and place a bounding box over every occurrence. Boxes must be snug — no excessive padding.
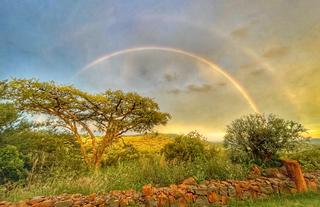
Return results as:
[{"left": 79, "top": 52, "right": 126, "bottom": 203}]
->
[
  {"left": 310, "top": 138, "right": 320, "bottom": 145},
  {"left": 122, "top": 133, "right": 176, "bottom": 154}
]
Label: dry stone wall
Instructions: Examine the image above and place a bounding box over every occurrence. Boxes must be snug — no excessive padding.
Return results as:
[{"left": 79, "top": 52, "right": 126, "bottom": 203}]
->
[{"left": 1, "top": 164, "right": 319, "bottom": 207}]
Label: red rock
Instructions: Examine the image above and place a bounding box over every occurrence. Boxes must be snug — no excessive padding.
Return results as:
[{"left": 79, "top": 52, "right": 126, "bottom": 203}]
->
[
  {"left": 142, "top": 184, "right": 154, "bottom": 197},
  {"left": 250, "top": 190, "right": 258, "bottom": 199},
  {"left": 168, "top": 195, "right": 176, "bottom": 206},
  {"left": 26, "top": 197, "right": 45, "bottom": 206},
  {"left": 282, "top": 159, "right": 307, "bottom": 192},
  {"left": 15, "top": 201, "right": 29, "bottom": 207},
  {"left": 247, "top": 165, "right": 262, "bottom": 179},
  {"left": 177, "top": 197, "right": 187, "bottom": 207},
  {"left": 220, "top": 196, "right": 229, "bottom": 205},
  {"left": 32, "top": 200, "right": 54, "bottom": 207},
  {"left": 207, "top": 192, "right": 218, "bottom": 203},
  {"left": 87, "top": 193, "right": 96, "bottom": 202},
  {"left": 181, "top": 177, "right": 197, "bottom": 186},
  {"left": 250, "top": 185, "right": 260, "bottom": 192},
  {"left": 307, "top": 181, "right": 317, "bottom": 191},
  {"left": 183, "top": 193, "right": 195, "bottom": 203},
  {"left": 234, "top": 184, "right": 243, "bottom": 199},
  {"left": 157, "top": 192, "right": 169, "bottom": 207}
]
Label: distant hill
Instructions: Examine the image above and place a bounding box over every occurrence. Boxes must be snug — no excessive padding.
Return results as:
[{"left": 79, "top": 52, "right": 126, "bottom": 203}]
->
[
  {"left": 122, "top": 133, "right": 221, "bottom": 154},
  {"left": 122, "top": 133, "right": 176, "bottom": 154},
  {"left": 310, "top": 138, "right": 320, "bottom": 145}
]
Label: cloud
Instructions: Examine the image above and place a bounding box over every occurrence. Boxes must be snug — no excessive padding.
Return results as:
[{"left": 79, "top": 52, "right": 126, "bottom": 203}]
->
[
  {"left": 167, "top": 81, "right": 226, "bottom": 95},
  {"left": 263, "top": 46, "right": 289, "bottom": 59},
  {"left": 187, "top": 83, "right": 212, "bottom": 93},
  {"left": 167, "top": 88, "right": 181, "bottom": 94},
  {"left": 230, "top": 26, "right": 249, "bottom": 38},
  {"left": 163, "top": 72, "right": 177, "bottom": 82},
  {"left": 250, "top": 68, "right": 266, "bottom": 76}
]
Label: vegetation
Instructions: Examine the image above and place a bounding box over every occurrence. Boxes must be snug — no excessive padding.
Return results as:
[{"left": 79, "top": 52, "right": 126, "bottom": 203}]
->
[
  {"left": 0, "top": 145, "right": 27, "bottom": 184},
  {"left": 3, "top": 79, "right": 170, "bottom": 169},
  {"left": 224, "top": 113, "right": 308, "bottom": 166},
  {"left": 161, "top": 131, "right": 207, "bottom": 162},
  {"left": 1, "top": 155, "right": 248, "bottom": 201},
  {"left": 284, "top": 145, "right": 320, "bottom": 171},
  {"left": 122, "top": 133, "right": 174, "bottom": 154},
  {"left": 228, "top": 192, "right": 320, "bottom": 207},
  {"left": 0, "top": 78, "right": 318, "bottom": 205}
]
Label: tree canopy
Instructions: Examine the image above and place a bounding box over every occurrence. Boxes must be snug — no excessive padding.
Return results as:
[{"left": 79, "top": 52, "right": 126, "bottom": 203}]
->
[
  {"left": 3, "top": 79, "right": 171, "bottom": 168},
  {"left": 224, "top": 113, "right": 308, "bottom": 166}
]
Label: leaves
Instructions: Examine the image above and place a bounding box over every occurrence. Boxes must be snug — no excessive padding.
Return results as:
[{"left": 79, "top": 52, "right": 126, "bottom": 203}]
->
[
  {"left": 0, "top": 145, "right": 27, "bottom": 184},
  {"left": 2, "top": 79, "right": 171, "bottom": 168},
  {"left": 224, "top": 113, "right": 308, "bottom": 166},
  {"left": 162, "top": 131, "right": 207, "bottom": 162}
]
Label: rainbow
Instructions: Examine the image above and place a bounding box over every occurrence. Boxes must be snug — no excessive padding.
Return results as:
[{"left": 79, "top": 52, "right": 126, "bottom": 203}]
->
[{"left": 78, "top": 46, "right": 260, "bottom": 113}]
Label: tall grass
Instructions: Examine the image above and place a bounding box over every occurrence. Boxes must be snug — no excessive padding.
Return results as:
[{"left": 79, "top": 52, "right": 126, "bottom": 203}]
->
[{"left": 1, "top": 155, "right": 248, "bottom": 202}]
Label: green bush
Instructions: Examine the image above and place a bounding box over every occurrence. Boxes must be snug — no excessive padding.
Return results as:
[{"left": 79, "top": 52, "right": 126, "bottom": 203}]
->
[
  {"left": 102, "top": 141, "right": 140, "bottom": 166},
  {"left": 2, "top": 130, "right": 84, "bottom": 173},
  {"left": 200, "top": 156, "right": 248, "bottom": 180},
  {"left": 0, "top": 145, "right": 27, "bottom": 184},
  {"left": 161, "top": 131, "right": 207, "bottom": 162},
  {"left": 285, "top": 145, "right": 320, "bottom": 171},
  {"left": 224, "top": 113, "right": 307, "bottom": 166}
]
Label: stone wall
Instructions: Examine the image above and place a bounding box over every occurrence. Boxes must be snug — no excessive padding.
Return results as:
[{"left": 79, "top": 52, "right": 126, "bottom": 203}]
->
[{"left": 1, "top": 165, "right": 319, "bottom": 207}]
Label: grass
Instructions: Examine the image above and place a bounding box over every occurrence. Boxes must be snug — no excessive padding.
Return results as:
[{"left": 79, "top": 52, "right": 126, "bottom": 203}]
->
[
  {"left": 122, "top": 133, "right": 174, "bottom": 154},
  {"left": 81, "top": 133, "right": 174, "bottom": 155},
  {"left": 228, "top": 192, "right": 320, "bottom": 207},
  {"left": 1, "top": 155, "right": 247, "bottom": 202},
  {"left": 1, "top": 134, "right": 319, "bottom": 205}
]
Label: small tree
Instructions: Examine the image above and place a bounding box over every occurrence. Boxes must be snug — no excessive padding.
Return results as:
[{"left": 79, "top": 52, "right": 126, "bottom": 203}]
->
[
  {"left": 224, "top": 114, "right": 308, "bottom": 165},
  {"left": 3, "top": 79, "right": 170, "bottom": 169},
  {"left": 162, "top": 131, "right": 206, "bottom": 162},
  {"left": 0, "top": 145, "right": 27, "bottom": 184}
]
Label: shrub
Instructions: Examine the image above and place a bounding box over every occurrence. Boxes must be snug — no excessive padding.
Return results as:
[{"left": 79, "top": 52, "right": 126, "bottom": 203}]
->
[
  {"left": 3, "top": 130, "right": 84, "bottom": 173},
  {"left": 224, "top": 114, "right": 308, "bottom": 166},
  {"left": 161, "top": 131, "right": 206, "bottom": 162},
  {"left": 102, "top": 141, "right": 140, "bottom": 166},
  {"left": 200, "top": 156, "right": 248, "bottom": 180},
  {"left": 0, "top": 145, "right": 27, "bottom": 184},
  {"left": 285, "top": 145, "right": 320, "bottom": 171}
]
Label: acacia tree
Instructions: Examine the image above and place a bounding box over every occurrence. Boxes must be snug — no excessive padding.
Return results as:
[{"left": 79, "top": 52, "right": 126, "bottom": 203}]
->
[
  {"left": 3, "top": 79, "right": 171, "bottom": 169},
  {"left": 224, "top": 113, "right": 308, "bottom": 165}
]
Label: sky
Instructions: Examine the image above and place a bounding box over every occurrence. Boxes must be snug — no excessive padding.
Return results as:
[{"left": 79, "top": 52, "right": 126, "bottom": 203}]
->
[{"left": 1, "top": 0, "right": 320, "bottom": 140}]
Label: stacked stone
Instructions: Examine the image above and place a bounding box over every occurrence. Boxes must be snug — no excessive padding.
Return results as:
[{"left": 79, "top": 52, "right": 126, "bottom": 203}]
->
[{"left": 1, "top": 171, "right": 319, "bottom": 207}]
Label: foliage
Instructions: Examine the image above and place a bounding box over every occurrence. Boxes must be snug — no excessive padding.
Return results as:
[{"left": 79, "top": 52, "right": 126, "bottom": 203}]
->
[
  {"left": 0, "top": 104, "right": 20, "bottom": 134},
  {"left": 0, "top": 103, "right": 30, "bottom": 140},
  {"left": 228, "top": 192, "right": 320, "bottom": 207},
  {"left": 1, "top": 153, "right": 248, "bottom": 201},
  {"left": 3, "top": 79, "right": 170, "bottom": 168},
  {"left": 161, "top": 131, "right": 207, "bottom": 162},
  {"left": 224, "top": 114, "right": 308, "bottom": 166},
  {"left": 122, "top": 133, "right": 173, "bottom": 154},
  {"left": 200, "top": 155, "right": 248, "bottom": 180},
  {"left": 2, "top": 130, "right": 84, "bottom": 173},
  {"left": 284, "top": 145, "right": 320, "bottom": 171},
  {"left": 102, "top": 141, "right": 139, "bottom": 166},
  {"left": 0, "top": 145, "right": 27, "bottom": 184}
]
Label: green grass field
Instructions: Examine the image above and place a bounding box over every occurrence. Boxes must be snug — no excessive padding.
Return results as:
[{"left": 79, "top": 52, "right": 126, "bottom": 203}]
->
[
  {"left": 228, "top": 192, "right": 320, "bottom": 207},
  {"left": 122, "top": 133, "right": 174, "bottom": 153}
]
